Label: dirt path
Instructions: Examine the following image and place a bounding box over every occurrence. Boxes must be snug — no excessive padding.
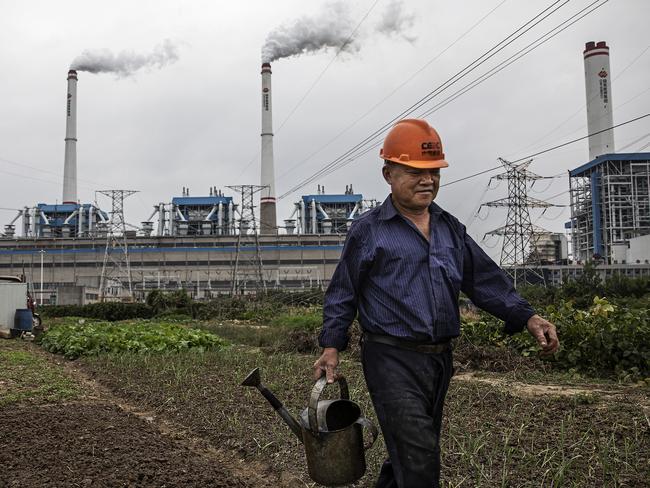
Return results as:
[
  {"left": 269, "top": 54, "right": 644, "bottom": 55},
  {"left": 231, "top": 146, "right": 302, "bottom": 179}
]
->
[{"left": 454, "top": 371, "right": 650, "bottom": 408}]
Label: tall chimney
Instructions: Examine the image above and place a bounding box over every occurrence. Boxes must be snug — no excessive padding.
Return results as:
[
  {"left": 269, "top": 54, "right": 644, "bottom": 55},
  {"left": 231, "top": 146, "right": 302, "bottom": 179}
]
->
[
  {"left": 260, "top": 62, "right": 277, "bottom": 234},
  {"left": 583, "top": 41, "right": 615, "bottom": 160},
  {"left": 62, "top": 69, "right": 78, "bottom": 204}
]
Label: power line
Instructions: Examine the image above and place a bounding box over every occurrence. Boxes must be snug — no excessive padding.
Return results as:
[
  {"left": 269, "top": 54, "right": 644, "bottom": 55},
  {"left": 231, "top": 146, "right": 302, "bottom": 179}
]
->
[
  {"left": 0, "top": 155, "right": 102, "bottom": 189},
  {"left": 418, "top": 0, "right": 610, "bottom": 119},
  {"left": 279, "top": 0, "right": 584, "bottom": 199},
  {"left": 637, "top": 140, "right": 650, "bottom": 152},
  {"left": 618, "top": 131, "right": 650, "bottom": 152},
  {"left": 441, "top": 165, "right": 503, "bottom": 188},
  {"left": 505, "top": 85, "right": 650, "bottom": 159},
  {"left": 503, "top": 42, "right": 650, "bottom": 157},
  {"left": 440, "top": 112, "right": 650, "bottom": 188},
  {"left": 511, "top": 113, "right": 650, "bottom": 163},
  {"left": 274, "top": 0, "right": 509, "bottom": 182},
  {"left": 280, "top": 0, "right": 572, "bottom": 196},
  {"left": 276, "top": 0, "right": 381, "bottom": 133},
  {"left": 234, "top": 0, "right": 381, "bottom": 181}
]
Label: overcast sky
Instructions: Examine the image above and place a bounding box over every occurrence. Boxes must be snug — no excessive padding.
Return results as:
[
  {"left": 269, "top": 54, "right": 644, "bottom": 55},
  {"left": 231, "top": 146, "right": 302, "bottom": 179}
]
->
[{"left": 1, "top": 0, "right": 648, "bottom": 259}]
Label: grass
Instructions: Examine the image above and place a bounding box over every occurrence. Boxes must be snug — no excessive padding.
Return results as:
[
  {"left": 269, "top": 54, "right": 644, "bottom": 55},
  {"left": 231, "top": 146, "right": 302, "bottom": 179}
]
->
[
  {"left": 82, "top": 345, "right": 650, "bottom": 487},
  {"left": 0, "top": 339, "right": 81, "bottom": 406},
  {"left": 197, "top": 308, "right": 322, "bottom": 351}
]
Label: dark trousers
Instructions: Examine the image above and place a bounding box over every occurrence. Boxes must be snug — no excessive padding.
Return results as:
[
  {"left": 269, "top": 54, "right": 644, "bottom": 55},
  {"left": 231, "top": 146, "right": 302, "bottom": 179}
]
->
[{"left": 361, "top": 340, "right": 453, "bottom": 488}]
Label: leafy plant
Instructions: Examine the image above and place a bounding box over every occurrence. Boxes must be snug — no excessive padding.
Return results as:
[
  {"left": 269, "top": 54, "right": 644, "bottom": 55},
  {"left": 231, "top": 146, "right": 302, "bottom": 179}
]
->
[
  {"left": 462, "top": 297, "right": 650, "bottom": 378},
  {"left": 39, "top": 319, "right": 228, "bottom": 359}
]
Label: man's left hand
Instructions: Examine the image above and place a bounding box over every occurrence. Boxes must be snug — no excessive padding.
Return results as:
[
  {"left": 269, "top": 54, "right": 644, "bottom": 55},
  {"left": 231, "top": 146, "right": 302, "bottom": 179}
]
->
[{"left": 526, "top": 314, "right": 560, "bottom": 355}]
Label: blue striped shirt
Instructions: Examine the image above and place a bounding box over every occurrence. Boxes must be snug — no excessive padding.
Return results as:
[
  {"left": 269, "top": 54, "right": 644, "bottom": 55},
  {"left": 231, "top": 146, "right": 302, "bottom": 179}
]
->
[{"left": 319, "top": 195, "right": 535, "bottom": 351}]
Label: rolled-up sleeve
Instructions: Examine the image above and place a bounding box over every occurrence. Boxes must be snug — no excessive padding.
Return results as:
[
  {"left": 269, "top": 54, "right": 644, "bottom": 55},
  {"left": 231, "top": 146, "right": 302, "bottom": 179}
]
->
[
  {"left": 319, "top": 223, "right": 372, "bottom": 351},
  {"left": 460, "top": 230, "right": 535, "bottom": 334}
]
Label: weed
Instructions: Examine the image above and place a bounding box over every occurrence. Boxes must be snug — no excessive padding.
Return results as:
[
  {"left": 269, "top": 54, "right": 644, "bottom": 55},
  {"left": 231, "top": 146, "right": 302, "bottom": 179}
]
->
[{"left": 0, "top": 340, "right": 81, "bottom": 406}]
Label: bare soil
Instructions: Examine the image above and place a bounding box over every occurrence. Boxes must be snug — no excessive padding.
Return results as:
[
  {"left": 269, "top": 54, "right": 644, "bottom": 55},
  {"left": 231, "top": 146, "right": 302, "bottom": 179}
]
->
[
  {"left": 0, "top": 403, "right": 252, "bottom": 488},
  {"left": 0, "top": 342, "right": 304, "bottom": 488}
]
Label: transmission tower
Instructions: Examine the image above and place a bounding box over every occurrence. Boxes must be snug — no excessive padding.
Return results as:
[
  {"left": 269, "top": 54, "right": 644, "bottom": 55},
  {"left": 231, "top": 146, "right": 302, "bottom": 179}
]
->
[
  {"left": 227, "top": 185, "right": 267, "bottom": 296},
  {"left": 98, "top": 190, "right": 138, "bottom": 301},
  {"left": 481, "top": 158, "right": 559, "bottom": 287}
]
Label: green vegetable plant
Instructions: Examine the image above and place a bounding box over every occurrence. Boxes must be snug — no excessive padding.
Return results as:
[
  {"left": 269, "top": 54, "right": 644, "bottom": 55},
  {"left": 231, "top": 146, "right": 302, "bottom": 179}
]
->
[{"left": 39, "top": 319, "right": 228, "bottom": 359}]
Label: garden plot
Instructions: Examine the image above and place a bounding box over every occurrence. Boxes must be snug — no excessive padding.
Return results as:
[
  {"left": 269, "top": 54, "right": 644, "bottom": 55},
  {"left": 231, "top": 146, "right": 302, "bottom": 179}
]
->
[
  {"left": 2, "top": 315, "right": 649, "bottom": 487},
  {"left": 82, "top": 337, "right": 650, "bottom": 487},
  {"left": 0, "top": 338, "right": 284, "bottom": 488}
]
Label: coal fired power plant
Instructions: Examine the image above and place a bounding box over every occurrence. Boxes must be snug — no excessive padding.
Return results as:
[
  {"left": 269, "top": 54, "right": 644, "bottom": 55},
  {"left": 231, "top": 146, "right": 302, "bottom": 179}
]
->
[{"left": 1, "top": 40, "right": 650, "bottom": 305}]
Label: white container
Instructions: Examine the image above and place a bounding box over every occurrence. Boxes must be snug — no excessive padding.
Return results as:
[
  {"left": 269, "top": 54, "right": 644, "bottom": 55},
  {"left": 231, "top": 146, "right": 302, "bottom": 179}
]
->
[{"left": 0, "top": 282, "right": 27, "bottom": 332}]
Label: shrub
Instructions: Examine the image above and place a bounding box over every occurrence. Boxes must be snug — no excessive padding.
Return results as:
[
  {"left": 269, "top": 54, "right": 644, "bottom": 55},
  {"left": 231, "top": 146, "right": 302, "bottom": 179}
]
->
[
  {"left": 40, "top": 302, "right": 153, "bottom": 321},
  {"left": 462, "top": 297, "right": 650, "bottom": 378},
  {"left": 146, "top": 289, "right": 192, "bottom": 315},
  {"left": 516, "top": 263, "right": 650, "bottom": 311}
]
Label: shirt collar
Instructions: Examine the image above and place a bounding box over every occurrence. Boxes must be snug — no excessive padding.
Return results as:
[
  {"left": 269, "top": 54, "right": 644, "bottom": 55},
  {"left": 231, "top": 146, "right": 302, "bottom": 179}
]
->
[{"left": 378, "top": 194, "right": 444, "bottom": 221}]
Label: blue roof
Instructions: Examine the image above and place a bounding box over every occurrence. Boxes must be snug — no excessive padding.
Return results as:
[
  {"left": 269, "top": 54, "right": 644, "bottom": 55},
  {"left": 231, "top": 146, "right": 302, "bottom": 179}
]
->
[
  {"left": 569, "top": 152, "right": 650, "bottom": 177},
  {"left": 37, "top": 203, "right": 79, "bottom": 212},
  {"left": 33, "top": 203, "right": 108, "bottom": 226},
  {"left": 301, "top": 194, "right": 363, "bottom": 204},
  {"left": 172, "top": 196, "right": 233, "bottom": 206}
]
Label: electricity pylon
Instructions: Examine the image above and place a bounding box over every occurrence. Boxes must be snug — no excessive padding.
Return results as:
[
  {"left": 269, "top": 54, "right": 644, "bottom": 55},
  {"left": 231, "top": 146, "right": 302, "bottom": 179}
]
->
[
  {"left": 98, "top": 190, "right": 138, "bottom": 301},
  {"left": 481, "top": 158, "right": 558, "bottom": 287},
  {"left": 227, "top": 185, "right": 267, "bottom": 296}
]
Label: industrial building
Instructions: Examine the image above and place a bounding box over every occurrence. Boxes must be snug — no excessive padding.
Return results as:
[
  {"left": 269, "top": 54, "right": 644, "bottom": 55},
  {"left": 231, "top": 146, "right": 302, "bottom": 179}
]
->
[
  {"left": 531, "top": 232, "right": 569, "bottom": 265},
  {"left": 566, "top": 41, "right": 650, "bottom": 265},
  {"left": 142, "top": 188, "right": 237, "bottom": 237},
  {"left": 0, "top": 66, "right": 379, "bottom": 303},
  {"left": 2, "top": 41, "right": 650, "bottom": 304},
  {"left": 569, "top": 153, "right": 650, "bottom": 264},
  {"left": 4, "top": 203, "right": 109, "bottom": 239},
  {"left": 0, "top": 234, "right": 347, "bottom": 303},
  {"left": 285, "top": 185, "right": 377, "bottom": 235}
]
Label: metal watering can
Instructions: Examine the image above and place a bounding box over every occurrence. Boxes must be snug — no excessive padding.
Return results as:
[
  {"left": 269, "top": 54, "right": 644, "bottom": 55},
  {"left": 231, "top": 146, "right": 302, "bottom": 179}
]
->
[{"left": 242, "top": 368, "right": 378, "bottom": 486}]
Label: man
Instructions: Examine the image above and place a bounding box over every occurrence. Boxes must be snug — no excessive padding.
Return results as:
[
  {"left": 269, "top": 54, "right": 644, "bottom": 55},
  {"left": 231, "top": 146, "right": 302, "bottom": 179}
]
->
[{"left": 313, "top": 119, "right": 559, "bottom": 488}]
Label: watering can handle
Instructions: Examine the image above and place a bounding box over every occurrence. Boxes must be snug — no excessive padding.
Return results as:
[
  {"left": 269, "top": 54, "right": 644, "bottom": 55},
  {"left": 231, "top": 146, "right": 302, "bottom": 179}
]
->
[
  {"left": 355, "top": 417, "right": 378, "bottom": 450},
  {"left": 308, "top": 375, "right": 349, "bottom": 434}
]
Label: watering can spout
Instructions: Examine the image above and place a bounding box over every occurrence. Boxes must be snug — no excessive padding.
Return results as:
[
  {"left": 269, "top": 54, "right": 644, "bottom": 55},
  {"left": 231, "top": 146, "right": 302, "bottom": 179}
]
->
[{"left": 241, "top": 368, "right": 303, "bottom": 441}]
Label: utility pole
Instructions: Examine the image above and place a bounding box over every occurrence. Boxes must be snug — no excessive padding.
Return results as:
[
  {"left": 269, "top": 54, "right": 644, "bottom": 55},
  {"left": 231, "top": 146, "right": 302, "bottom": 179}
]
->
[
  {"left": 39, "top": 249, "right": 45, "bottom": 305},
  {"left": 481, "top": 158, "right": 559, "bottom": 287},
  {"left": 98, "top": 190, "right": 138, "bottom": 301},
  {"left": 227, "top": 185, "right": 267, "bottom": 297}
]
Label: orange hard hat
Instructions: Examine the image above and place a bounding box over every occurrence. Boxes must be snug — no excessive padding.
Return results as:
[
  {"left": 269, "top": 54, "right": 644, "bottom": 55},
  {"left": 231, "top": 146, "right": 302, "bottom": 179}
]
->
[{"left": 380, "top": 119, "right": 449, "bottom": 169}]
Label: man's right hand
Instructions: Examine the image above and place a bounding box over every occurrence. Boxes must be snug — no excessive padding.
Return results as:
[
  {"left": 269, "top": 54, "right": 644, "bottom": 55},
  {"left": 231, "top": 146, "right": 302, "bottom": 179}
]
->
[{"left": 313, "top": 347, "right": 339, "bottom": 383}]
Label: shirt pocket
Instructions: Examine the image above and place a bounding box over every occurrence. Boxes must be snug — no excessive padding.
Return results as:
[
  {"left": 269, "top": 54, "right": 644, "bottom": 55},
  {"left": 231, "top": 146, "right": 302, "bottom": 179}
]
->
[{"left": 439, "top": 246, "right": 463, "bottom": 292}]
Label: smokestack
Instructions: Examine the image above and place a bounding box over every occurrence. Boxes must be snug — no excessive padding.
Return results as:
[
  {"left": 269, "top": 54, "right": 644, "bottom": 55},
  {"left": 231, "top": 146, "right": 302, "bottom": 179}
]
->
[
  {"left": 260, "top": 62, "right": 277, "bottom": 234},
  {"left": 62, "top": 70, "right": 78, "bottom": 204},
  {"left": 584, "top": 41, "right": 615, "bottom": 160}
]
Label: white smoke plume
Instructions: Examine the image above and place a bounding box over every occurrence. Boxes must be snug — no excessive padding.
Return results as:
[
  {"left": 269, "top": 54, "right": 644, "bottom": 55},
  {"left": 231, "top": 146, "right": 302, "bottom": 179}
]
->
[
  {"left": 376, "top": 0, "right": 417, "bottom": 43},
  {"left": 71, "top": 39, "right": 179, "bottom": 77},
  {"left": 262, "top": 2, "right": 360, "bottom": 63}
]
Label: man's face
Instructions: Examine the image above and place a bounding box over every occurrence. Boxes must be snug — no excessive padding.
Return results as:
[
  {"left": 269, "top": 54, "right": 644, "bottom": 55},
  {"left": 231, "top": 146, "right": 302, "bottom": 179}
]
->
[{"left": 382, "top": 163, "right": 441, "bottom": 212}]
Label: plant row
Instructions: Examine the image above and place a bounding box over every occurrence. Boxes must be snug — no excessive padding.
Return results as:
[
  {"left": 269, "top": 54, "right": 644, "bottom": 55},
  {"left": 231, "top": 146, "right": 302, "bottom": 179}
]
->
[{"left": 39, "top": 319, "right": 228, "bottom": 359}]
